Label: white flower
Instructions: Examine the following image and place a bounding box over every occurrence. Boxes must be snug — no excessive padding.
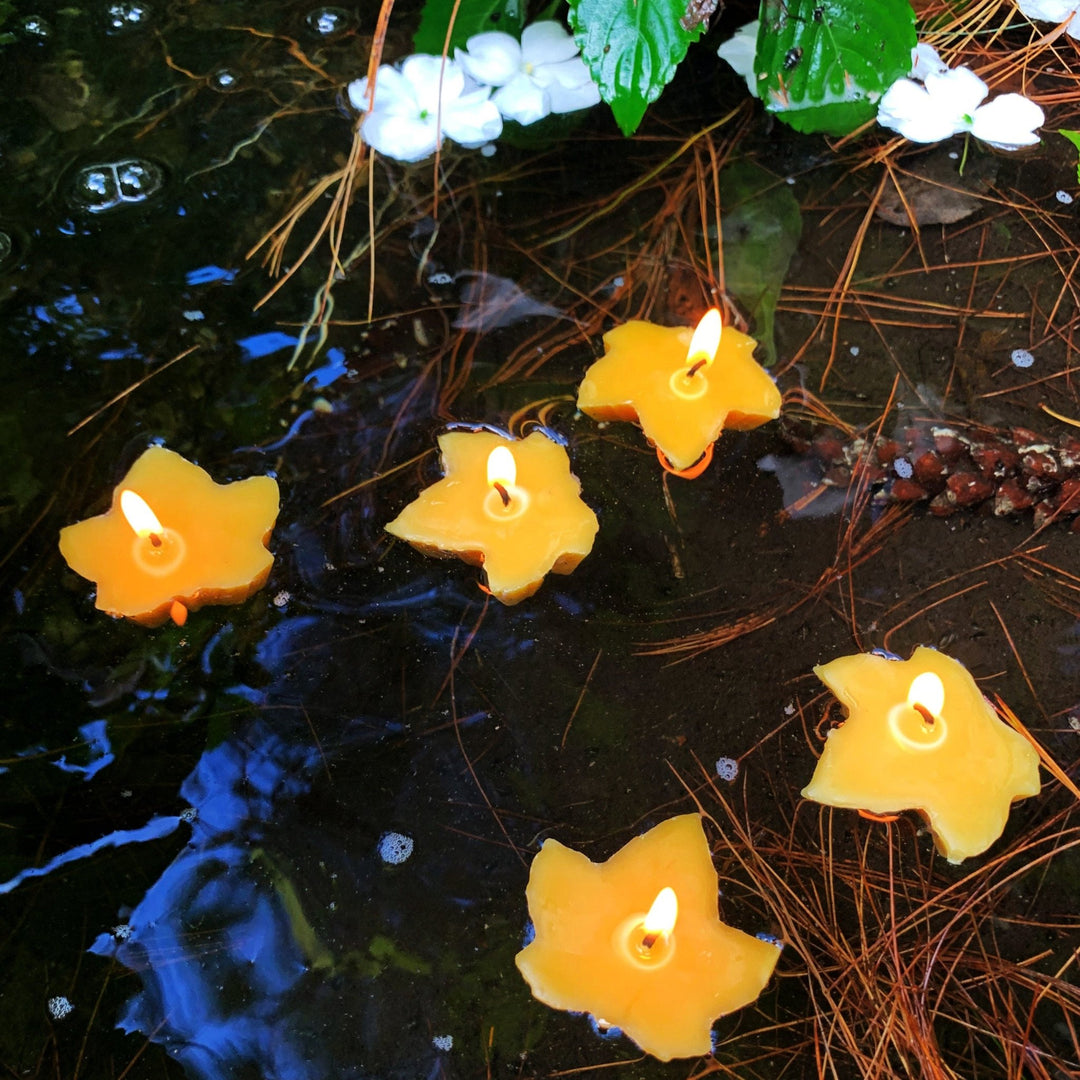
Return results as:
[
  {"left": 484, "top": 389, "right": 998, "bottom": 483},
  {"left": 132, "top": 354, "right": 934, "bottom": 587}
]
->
[
  {"left": 717, "top": 20, "right": 760, "bottom": 97},
  {"left": 878, "top": 65, "right": 1044, "bottom": 150},
  {"left": 347, "top": 55, "right": 502, "bottom": 162},
  {"left": 456, "top": 21, "right": 600, "bottom": 125},
  {"left": 1016, "top": 1, "right": 1080, "bottom": 38}
]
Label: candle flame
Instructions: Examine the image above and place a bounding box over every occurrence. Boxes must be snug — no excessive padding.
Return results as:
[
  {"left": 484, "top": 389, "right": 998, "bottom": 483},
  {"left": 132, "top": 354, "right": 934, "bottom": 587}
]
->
[
  {"left": 685, "top": 308, "right": 723, "bottom": 371},
  {"left": 120, "top": 489, "right": 164, "bottom": 538},
  {"left": 487, "top": 445, "right": 516, "bottom": 489},
  {"left": 907, "top": 672, "right": 945, "bottom": 720},
  {"left": 642, "top": 887, "right": 678, "bottom": 937}
]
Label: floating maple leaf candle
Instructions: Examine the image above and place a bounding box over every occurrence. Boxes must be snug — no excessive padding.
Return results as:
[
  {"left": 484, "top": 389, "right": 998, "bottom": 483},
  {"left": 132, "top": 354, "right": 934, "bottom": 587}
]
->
[
  {"left": 515, "top": 814, "right": 780, "bottom": 1061},
  {"left": 59, "top": 445, "right": 280, "bottom": 627},
  {"left": 803, "top": 646, "right": 1041, "bottom": 863},
  {"left": 385, "top": 429, "right": 598, "bottom": 605},
  {"left": 577, "top": 308, "right": 781, "bottom": 474}
]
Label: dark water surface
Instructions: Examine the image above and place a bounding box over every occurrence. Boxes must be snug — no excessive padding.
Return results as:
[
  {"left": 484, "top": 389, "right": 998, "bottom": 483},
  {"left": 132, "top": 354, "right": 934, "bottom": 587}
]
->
[{"left": 2, "top": 3, "right": 1078, "bottom": 1079}]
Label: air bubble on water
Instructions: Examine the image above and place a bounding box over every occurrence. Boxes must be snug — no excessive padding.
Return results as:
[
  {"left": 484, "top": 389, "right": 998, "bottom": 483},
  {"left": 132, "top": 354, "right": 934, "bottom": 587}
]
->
[
  {"left": 715, "top": 757, "right": 739, "bottom": 782},
  {"left": 1011, "top": 349, "right": 1034, "bottom": 369},
  {"left": 378, "top": 831, "right": 414, "bottom": 864},
  {"left": 894, "top": 457, "right": 913, "bottom": 479},
  {"left": 432, "top": 1035, "right": 453, "bottom": 1052},
  {"left": 305, "top": 7, "right": 354, "bottom": 36},
  {"left": 47, "top": 996, "right": 73, "bottom": 1020}
]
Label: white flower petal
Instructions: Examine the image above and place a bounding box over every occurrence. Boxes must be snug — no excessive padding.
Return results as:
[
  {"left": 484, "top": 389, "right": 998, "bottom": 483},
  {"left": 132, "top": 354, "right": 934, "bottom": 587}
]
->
[
  {"left": 717, "top": 20, "right": 760, "bottom": 96},
  {"left": 532, "top": 55, "right": 592, "bottom": 91},
  {"left": 443, "top": 93, "right": 504, "bottom": 145},
  {"left": 361, "top": 109, "right": 439, "bottom": 161},
  {"left": 493, "top": 74, "right": 550, "bottom": 125},
  {"left": 970, "top": 93, "right": 1045, "bottom": 149},
  {"left": 545, "top": 71, "right": 600, "bottom": 114},
  {"left": 910, "top": 42, "right": 948, "bottom": 81},
  {"left": 400, "top": 55, "right": 465, "bottom": 114},
  {"left": 349, "top": 66, "right": 415, "bottom": 113},
  {"left": 457, "top": 32, "right": 521, "bottom": 87},
  {"left": 924, "top": 66, "right": 988, "bottom": 120},
  {"left": 1016, "top": 1, "right": 1080, "bottom": 21},
  {"left": 347, "top": 76, "right": 370, "bottom": 112},
  {"left": 521, "top": 20, "right": 580, "bottom": 66},
  {"left": 878, "top": 79, "right": 962, "bottom": 142}
]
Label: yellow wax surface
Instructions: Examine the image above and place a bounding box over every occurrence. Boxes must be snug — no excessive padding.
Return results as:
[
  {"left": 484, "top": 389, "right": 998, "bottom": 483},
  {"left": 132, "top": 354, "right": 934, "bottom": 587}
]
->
[
  {"left": 384, "top": 430, "right": 598, "bottom": 605},
  {"left": 59, "top": 446, "right": 280, "bottom": 627},
  {"left": 803, "top": 647, "right": 1041, "bottom": 863},
  {"left": 515, "top": 814, "right": 780, "bottom": 1061},
  {"left": 576, "top": 321, "right": 782, "bottom": 471}
]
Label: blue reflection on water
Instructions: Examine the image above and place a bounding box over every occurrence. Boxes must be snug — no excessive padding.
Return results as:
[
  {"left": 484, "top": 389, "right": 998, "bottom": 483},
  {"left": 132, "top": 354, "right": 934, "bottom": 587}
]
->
[
  {"left": 90, "top": 722, "right": 323, "bottom": 1079},
  {"left": 52, "top": 719, "right": 114, "bottom": 780}
]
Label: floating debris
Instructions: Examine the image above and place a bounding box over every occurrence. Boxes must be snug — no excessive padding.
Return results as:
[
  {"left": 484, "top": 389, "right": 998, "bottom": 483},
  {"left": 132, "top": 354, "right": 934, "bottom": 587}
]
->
[
  {"left": 378, "top": 831, "right": 414, "bottom": 865},
  {"left": 47, "top": 996, "right": 73, "bottom": 1020},
  {"left": 779, "top": 414, "right": 1080, "bottom": 529},
  {"left": 715, "top": 757, "right": 739, "bottom": 782}
]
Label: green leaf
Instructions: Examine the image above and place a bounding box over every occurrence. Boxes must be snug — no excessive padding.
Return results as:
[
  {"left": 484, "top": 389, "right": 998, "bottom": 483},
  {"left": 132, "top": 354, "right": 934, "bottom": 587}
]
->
[
  {"left": 413, "top": 0, "right": 524, "bottom": 54},
  {"left": 719, "top": 161, "right": 802, "bottom": 366},
  {"left": 755, "top": 0, "right": 916, "bottom": 137},
  {"left": 568, "top": 0, "right": 709, "bottom": 136},
  {"left": 1059, "top": 129, "right": 1080, "bottom": 184}
]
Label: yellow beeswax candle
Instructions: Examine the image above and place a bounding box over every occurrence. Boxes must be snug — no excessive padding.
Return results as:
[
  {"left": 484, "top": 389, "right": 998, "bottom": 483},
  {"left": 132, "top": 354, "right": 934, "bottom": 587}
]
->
[
  {"left": 515, "top": 814, "right": 780, "bottom": 1061},
  {"left": 803, "top": 646, "right": 1041, "bottom": 862},
  {"left": 59, "top": 445, "right": 279, "bottom": 627},
  {"left": 577, "top": 308, "right": 781, "bottom": 473},
  {"left": 384, "top": 429, "right": 598, "bottom": 605}
]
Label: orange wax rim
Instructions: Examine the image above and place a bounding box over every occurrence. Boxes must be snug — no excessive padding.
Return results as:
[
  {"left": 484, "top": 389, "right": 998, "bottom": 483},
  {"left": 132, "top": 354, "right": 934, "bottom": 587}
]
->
[
  {"left": 576, "top": 320, "right": 781, "bottom": 473},
  {"left": 802, "top": 646, "right": 1042, "bottom": 863},
  {"left": 515, "top": 814, "right": 780, "bottom": 1061},
  {"left": 384, "top": 430, "right": 599, "bottom": 606},
  {"left": 58, "top": 446, "right": 280, "bottom": 627}
]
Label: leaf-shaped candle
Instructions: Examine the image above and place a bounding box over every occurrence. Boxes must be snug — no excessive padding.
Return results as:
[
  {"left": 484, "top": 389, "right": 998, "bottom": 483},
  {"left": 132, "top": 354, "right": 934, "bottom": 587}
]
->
[
  {"left": 803, "top": 646, "right": 1041, "bottom": 862},
  {"left": 577, "top": 308, "right": 781, "bottom": 473},
  {"left": 516, "top": 814, "right": 780, "bottom": 1060},
  {"left": 59, "top": 446, "right": 279, "bottom": 627},
  {"left": 385, "top": 430, "right": 598, "bottom": 605}
]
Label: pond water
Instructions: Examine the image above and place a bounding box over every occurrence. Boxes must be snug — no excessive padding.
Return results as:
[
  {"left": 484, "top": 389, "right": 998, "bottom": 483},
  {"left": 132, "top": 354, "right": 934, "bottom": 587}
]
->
[{"left": 1, "top": 3, "right": 1078, "bottom": 1079}]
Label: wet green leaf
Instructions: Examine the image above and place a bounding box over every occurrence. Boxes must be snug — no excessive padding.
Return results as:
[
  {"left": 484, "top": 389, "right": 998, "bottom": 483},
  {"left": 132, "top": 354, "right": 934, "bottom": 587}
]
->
[
  {"left": 568, "top": 0, "right": 707, "bottom": 136},
  {"left": 755, "top": 0, "right": 916, "bottom": 136},
  {"left": 720, "top": 161, "right": 802, "bottom": 365},
  {"left": 413, "top": 0, "right": 524, "bottom": 54}
]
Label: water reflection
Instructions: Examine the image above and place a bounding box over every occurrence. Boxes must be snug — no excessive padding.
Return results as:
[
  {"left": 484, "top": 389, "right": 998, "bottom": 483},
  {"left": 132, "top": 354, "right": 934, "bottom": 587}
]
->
[{"left": 89, "top": 720, "right": 323, "bottom": 1079}]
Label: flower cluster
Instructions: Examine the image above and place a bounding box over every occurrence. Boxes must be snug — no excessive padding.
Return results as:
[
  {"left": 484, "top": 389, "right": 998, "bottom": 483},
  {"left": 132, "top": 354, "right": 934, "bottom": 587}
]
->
[
  {"left": 347, "top": 21, "right": 600, "bottom": 163},
  {"left": 877, "top": 45, "right": 1044, "bottom": 150}
]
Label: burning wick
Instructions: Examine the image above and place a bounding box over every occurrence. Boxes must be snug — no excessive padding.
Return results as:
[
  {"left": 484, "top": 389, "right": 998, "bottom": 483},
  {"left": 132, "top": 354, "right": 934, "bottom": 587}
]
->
[
  {"left": 639, "top": 887, "right": 678, "bottom": 951},
  {"left": 684, "top": 308, "right": 723, "bottom": 377},
  {"left": 120, "top": 489, "right": 164, "bottom": 547},
  {"left": 487, "top": 446, "right": 517, "bottom": 508},
  {"left": 908, "top": 671, "right": 945, "bottom": 727}
]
